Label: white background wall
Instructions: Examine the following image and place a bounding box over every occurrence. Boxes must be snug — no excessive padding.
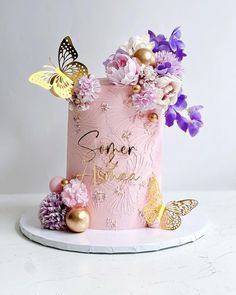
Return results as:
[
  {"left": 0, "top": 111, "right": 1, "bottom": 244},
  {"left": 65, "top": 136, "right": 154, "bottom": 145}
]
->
[{"left": 0, "top": 0, "right": 235, "bottom": 193}]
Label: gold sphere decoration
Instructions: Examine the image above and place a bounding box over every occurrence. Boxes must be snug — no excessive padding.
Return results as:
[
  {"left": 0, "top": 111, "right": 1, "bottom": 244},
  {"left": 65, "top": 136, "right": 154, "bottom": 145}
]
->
[
  {"left": 66, "top": 208, "right": 90, "bottom": 233},
  {"left": 148, "top": 112, "right": 159, "bottom": 123},
  {"left": 134, "top": 48, "right": 156, "bottom": 66},
  {"left": 132, "top": 84, "right": 141, "bottom": 93},
  {"left": 61, "top": 178, "right": 69, "bottom": 187}
]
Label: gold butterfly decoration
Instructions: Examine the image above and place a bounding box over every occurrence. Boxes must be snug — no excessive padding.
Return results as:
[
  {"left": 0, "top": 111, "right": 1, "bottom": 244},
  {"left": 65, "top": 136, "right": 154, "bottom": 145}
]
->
[
  {"left": 29, "top": 36, "right": 89, "bottom": 99},
  {"left": 143, "top": 176, "right": 198, "bottom": 230}
]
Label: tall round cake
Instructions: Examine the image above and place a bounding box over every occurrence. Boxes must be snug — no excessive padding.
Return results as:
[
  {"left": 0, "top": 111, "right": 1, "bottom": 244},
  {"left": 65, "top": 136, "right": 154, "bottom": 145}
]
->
[
  {"left": 67, "top": 79, "right": 162, "bottom": 229},
  {"left": 29, "top": 29, "right": 203, "bottom": 234}
]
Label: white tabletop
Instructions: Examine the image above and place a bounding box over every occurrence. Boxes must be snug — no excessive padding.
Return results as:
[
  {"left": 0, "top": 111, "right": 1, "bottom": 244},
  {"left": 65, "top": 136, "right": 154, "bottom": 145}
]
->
[{"left": 0, "top": 191, "right": 235, "bottom": 295}]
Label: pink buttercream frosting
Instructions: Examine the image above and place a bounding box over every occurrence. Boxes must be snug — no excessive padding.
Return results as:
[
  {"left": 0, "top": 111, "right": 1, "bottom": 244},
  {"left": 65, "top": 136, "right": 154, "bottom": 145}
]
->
[{"left": 67, "top": 78, "right": 162, "bottom": 230}]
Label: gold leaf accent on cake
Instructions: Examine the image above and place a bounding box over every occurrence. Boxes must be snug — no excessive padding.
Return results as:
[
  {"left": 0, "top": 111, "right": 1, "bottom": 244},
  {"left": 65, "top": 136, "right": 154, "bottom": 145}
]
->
[
  {"left": 100, "top": 103, "right": 110, "bottom": 112},
  {"left": 94, "top": 190, "right": 106, "bottom": 205},
  {"left": 121, "top": 130, "right": 132, "bottom": 141},
  {"left": 106, "top": 217, "right": 117, "bottom": 230}
]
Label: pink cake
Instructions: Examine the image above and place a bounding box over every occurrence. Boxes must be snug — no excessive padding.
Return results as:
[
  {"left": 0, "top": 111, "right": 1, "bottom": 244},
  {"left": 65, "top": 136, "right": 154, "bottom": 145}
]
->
[
  {"left": 29, "top": 29, "right": 203, "bottom": 233},
  {"left": 67, "top": 79, "right": 162, "bottom": 229}
]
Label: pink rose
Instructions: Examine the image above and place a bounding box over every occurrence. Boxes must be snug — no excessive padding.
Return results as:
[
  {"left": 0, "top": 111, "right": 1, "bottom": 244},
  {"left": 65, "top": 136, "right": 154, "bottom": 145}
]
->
[
  {"left": 103, "top": 50, "right": 140, "bottom": 85},
  {"left": 61, "top": 178, "right": 89, "bottom": 208}
]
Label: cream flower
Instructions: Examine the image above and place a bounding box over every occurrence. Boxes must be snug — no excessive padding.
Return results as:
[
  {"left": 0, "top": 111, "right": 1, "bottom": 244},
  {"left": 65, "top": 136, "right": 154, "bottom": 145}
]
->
[
  {"left": 120, "top": 34, "right": 154, "bottom": 56},
  {"left": 139, "top": 65, "right": 157, "bottom": 87},
  {"left": 155, "top": 75, "right": 182, "bottom": 106}
]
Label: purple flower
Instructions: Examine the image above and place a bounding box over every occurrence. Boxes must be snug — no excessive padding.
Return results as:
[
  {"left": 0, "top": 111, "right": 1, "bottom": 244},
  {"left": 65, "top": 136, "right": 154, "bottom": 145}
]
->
[
  {"left": 165, "top": 93, "right": 203, "bottom": 136},
  {"left": 188, "top": 106, "right": 204, "bottom": 136},
  {"left": 156, "top": 62, "right": 172, "bottom": 75},
  {"left": 155, "top": 51, "right": 183, "bottom": 78},
  {"left": 148, "top": 27, "right": 187, "bottom": 61},
  {"left": 169, "top": 27, "right": 186, "bottom": 61},
  {"left": 39, "top": 192, "right": 69, "bottom": 230},
  {"left": 148, "top": 30, "right": 170, "bottom": 53}
]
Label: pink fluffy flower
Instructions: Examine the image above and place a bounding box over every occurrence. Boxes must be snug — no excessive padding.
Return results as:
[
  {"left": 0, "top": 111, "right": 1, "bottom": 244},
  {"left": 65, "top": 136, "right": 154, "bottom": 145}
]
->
[
  {"left": 61, "top": 178, "right": 89, "bottom": 208},
  {"left": 103, "top": 49, "right": 140, "bottom": 85},
  {"left": 132, "top": 87, "right": 161, "bottom": 111},
  {"left": 71, "top": 75, "right": 101, "bottom": 111}
]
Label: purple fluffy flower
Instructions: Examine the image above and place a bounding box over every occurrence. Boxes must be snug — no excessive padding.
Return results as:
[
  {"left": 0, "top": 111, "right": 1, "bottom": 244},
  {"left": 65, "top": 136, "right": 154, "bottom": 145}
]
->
[
  {"left": 155, "top": 51, "right": 183, "bottom": 78},
  {"left": 165, "top": 93, "right": 203, "bottom": 136},
  {"left": 39, "top": 192, "right": 69, "bottom": 230}
]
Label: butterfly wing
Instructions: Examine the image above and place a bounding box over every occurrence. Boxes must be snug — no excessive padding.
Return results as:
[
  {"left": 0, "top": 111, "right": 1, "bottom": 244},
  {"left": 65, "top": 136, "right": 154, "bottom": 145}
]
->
[
  {"left": 143, "top": 176, "right": 164, "bottom": 224},
  {"left": 147, "top": 176, "right": 162, "bottom": 200},
  {"left": 64, "top": 61, "right": 89, "bottom": 82},
  {"left": 58, "top": 36, "right": 88, "bottom": 81},
  {"left": 166, "top": 199, "right": 198, "bottom": 216},
  {"left": 143, "top": 198, "right": 163, "bottom": 224},
  {"left": 160, "top": 209, "right": 181, "bottom": 230},
  {"left": 58, "top": 36, "right": 78, "bottom": 69},
  {"left": 51, "top": 74, "right": 74, "bottom": 99},
  {"left": 29, "top": 70, "right": 56, "bottom": 90}
]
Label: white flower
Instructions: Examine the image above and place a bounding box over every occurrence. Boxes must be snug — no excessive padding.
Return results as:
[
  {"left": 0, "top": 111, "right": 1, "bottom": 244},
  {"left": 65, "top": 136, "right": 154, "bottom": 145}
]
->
[
  {"left": 155, "top": 75, "right": 182, "bottom": 106},
  {"left": 139, "top": 65, "right": 157, "bottom": 87},
  {"left": 120, "top": 34, "right": 154, "bottom": 56}
]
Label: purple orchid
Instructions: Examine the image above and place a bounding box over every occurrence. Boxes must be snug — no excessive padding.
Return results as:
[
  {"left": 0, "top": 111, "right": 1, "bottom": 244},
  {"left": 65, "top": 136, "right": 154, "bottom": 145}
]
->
[
  {"left": 148, "top": 30, "right": 171, "bottom": 52},
  {"left": 165, "top": 93, "right": 203, "bottom": 137},
  {"left": 156, "top": 62, "right": 173, "bottom": 75},
  {"left": 148, "top": 27, "right": 187, "bottom": 61},
  {"left": 169, "top": 27, "right": 186, "bottom": 61}
]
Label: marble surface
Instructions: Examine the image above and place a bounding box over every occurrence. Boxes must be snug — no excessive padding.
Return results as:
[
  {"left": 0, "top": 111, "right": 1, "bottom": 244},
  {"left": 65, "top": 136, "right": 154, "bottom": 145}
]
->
[{"left": 0, "top": 191, "right": 235, "bottom": 295}]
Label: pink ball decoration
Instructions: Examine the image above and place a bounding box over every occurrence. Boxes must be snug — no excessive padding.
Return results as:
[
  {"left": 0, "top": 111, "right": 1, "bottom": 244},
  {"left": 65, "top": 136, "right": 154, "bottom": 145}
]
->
[{"left": 49, "top": 176, "right": 63, "bottom": 193}]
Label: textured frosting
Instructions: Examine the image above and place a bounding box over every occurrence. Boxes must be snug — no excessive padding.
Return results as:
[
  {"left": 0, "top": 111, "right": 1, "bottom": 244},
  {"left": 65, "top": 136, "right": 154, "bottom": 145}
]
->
[{"left": 67, "top": 79, "right": 162, "bottom": 230}]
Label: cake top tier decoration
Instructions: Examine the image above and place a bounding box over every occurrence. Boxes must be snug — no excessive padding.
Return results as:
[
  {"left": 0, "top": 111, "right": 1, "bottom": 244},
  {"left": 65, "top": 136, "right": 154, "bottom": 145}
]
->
[{"left": 29, "top": 27, "right": 204, "bottom": 136}]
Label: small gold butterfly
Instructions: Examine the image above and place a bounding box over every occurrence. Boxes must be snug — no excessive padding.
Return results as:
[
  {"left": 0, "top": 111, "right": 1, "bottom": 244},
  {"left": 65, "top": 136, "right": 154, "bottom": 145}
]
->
[
  {"left": 29, "top": 36, "right": 88, "bottom": 99},
  {"left": 143, "top": 176, "right": 198, "bottom": 230}
]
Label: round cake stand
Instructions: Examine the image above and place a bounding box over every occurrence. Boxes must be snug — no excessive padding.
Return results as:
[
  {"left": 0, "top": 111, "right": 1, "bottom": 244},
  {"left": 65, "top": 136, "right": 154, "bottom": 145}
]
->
[{"left": 19, "top": 206, "right": 208, "bottom": 254}]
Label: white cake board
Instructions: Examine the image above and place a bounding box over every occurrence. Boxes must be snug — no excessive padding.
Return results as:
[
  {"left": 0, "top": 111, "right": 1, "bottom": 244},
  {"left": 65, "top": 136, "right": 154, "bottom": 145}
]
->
[{"left": 19, "top": 206, "right": 208, "bottom": 254}]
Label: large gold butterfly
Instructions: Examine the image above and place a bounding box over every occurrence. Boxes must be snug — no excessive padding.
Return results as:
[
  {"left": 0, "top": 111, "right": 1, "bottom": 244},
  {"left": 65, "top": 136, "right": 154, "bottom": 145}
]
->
[
  {"left": 29, "top": 36, "right": 88, "bottom": 99},
  {"left": 143, "top": 176, "right": 198, "bottom": 230}
]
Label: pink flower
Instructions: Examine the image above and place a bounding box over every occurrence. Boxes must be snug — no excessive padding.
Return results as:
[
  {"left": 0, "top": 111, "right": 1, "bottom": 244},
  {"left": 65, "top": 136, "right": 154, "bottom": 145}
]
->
[
  {"left": 103, "top": 50, "right": 140, "bottom": 85},
  {"left": 132, "top": 87, "right": 162, "bottom": 111},
  {"left": 61, "top": 178, "right": 89, "bottom": 208},
  {"left": 71, "top": 75, "right": 101, "bottom": 111}
]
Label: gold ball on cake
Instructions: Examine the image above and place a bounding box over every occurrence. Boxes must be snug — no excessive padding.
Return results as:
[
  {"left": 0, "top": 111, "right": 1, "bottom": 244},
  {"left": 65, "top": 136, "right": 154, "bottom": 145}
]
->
[
  {"left": 148, "top": 112, "right": 159, "bottom": 123},
  {"left": 132, "top": 84, "right": 141, "bottom": 93},
  {"left": 61, "top": 178, "right": 69, "bottom": 187},
  {"left": 66, "top": 208, "right": 90, "bottom": 233},
  {"left": 134, "top": 48, "right": 156, "bottom": 66}
]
